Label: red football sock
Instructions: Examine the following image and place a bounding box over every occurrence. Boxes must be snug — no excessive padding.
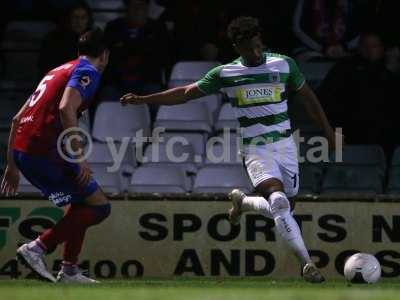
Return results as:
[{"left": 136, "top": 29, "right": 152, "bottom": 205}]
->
[{"left": 39, "top": 204, "right": 106, "bottom": 264}]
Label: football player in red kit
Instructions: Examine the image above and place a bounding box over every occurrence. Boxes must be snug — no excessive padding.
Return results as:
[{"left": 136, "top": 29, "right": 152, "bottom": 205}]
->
[{"left": 1, "top": 28, "right": 110, "bottom": 283}]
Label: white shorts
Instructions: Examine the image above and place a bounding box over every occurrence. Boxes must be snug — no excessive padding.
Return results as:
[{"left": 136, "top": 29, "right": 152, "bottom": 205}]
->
[{"left": 242, "top": 136, "right": 299, "bottom": 197}]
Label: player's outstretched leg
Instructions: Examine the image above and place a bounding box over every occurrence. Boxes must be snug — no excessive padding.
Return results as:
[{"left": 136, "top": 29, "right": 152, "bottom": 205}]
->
[
  {"left": 231, "top": 179, "right": 325, "bottom": 283},
  {"left": 268, "top": 191, "right": 324, "bottom": 283}
]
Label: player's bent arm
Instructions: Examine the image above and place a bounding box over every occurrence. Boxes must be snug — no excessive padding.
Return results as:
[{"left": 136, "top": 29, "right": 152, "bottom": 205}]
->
[
  {"left": 296, "top": 82, "right": 337, "bottom": 147},
  {"left": 6, "top": 99, "right": 31, "bottom": 168},
  {"left": 59, "top": 87, "right": 85, "bottom": 157},
  {"left": 1, "top": 98, "right": 30, "bottom": 196},
  {"left": 59, "top": 87, "right": 93, "bottom": 186},
  {"left": 120, "top": 83, "right": 205, "bottom": 106}
]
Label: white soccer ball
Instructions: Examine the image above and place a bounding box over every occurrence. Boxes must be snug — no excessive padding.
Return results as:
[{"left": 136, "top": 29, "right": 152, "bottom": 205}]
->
[{"left": 344, "top": 253, "right": 381, "bottom": 284}]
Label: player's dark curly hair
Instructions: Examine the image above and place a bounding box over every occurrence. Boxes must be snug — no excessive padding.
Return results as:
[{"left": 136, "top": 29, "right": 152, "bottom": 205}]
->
[
  {"left": 227, "top": 16, "right": 262, "bottom": 44},
  {"left": 78, "top": 27, "right": 108, "bottom": 58}
]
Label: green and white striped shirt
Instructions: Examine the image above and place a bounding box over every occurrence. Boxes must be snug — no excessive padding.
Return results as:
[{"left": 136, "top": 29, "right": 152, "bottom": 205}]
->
[{"left": 196, "top": 52, "right": 305, "bottom": 144}]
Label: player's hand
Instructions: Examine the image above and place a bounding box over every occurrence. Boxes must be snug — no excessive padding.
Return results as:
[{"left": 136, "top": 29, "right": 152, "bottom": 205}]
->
[
  {"left": 120, "top": 93, "right": 142, "bottom": 106},
  {"left": 77, "top": 161, "right": 93, "bottom": 187},
  {"left": 1, "top": 165, "right": 20, "bottom": 197}
]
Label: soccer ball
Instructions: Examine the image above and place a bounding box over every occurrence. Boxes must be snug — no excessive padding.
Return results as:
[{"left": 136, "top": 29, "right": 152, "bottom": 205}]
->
[{"left": 344, "top": 253, "right": 381, "bottom": 284}]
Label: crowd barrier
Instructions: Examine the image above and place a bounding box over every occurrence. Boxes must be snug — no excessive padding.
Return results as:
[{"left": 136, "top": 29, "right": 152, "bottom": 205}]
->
[{"left": 1, "top": 195, "right": 399, "bottom": 279}]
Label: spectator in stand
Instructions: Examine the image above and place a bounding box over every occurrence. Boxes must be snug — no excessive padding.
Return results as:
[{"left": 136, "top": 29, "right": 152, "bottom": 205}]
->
[
  {"left": 318, "top": 31, "right": 399, "bottom": 158},
  {"left": 292, "top": 0, "right": 362, "bottom": 62},
  {"left": 104, "top": 0, "right": 170, "bottom": 95},
  {"left": 359, "top": 0, "right": 400, "bottom": 73},
  {"left": 38, "top": 0, "right": 93, "bottom": 76}
]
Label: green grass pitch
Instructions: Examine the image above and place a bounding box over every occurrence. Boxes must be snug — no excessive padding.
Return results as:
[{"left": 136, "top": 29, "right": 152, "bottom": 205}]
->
[{"left": 1, "top": 278, "right": 400, "bottom": 300}]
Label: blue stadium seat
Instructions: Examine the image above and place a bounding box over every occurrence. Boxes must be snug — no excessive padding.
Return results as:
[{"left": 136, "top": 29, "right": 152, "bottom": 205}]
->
[
  {"left": 92, "top": 102, "right": 151, "bottom": 142},
  {"left": 329, "top": 145, "right": 386, "bottom": 176},
  {"left": 0, "top": 92, "right": 26, "bottom": 130},
  {"left": 155, "top": 102, "right": 212, "bottom": 133},
  {"left": 129, "top": 165, "right": 192, "bottom": 193},
  {"left": 88, "top": 141, "right": 136, "bottom": 169},
  {"left": 18, "top": 174, "right": 42, "bottom": 196},
  {"left": 321, "top": 165, "right": 383, "bottom": 194},
  {"left": 214, "top": 103, "right": 239, "bottom": 132},
  {"left": 1, "top": 21, "right": 55, "bottom": 50},
  {"left": 160, "top": 132, "right": 208, "bottom": 158},
  {"left": 193, "top": 165, "right": 253, "bottom": 193},
  {"left": 298, "top": 163, "right": 323, "bottom": 194},
  {"left": 90, "top": 165, "right": 123, "bottom": 195},
  {"left": 168, "top": 61, "right": 220, "bottom": 88},
  {"left": 192, "top": 94, "right": 222, "bottom": 123},
  {"left": 87, "top": 0, "right": 124, "bottom": 10},
  {"left": 204, "top": 140, "right": 242, "bottom": 166},
  {"left": 142, "top": 142, "right": 197, "bottom": 174}
]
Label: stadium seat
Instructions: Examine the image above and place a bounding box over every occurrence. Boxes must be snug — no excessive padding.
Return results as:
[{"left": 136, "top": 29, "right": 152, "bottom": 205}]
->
[
  {"left": 1, "top": 21, "right": 55, "bottom": 50},
  {"left": 214, "top": 103, "right": 239, "bottom": 132},
  {"left": 298, "top": 62, "right": 334, "bottom": 88},
  {"left": 0, "top": 80, "right": 34, "bottom": 91},
  {"left": 387, "top": 147, "right": 400, "bottom": 194},
  {"left": 192, "top": 94, "right": 222, "bottom": 123},
  {"left": 297, "top": 141, "right": 330, "bottom": 165},
  {"left": 329, "top": 145, "right": 386, "bottom": 175},
  {"left": 160, "top": 132, "right": 207, "bottom": 157},
  {"left": 0, "top": 92, "right": 26, "bottom": 129},
  {"left": 142, "top": 142, "right": 197, "bottom": 174},
  {"left": 88, "top": 141, "right": 136, "bottom": 169},
  {"left": 321, "top": 165, "right": 383, "bottom": 194},
  {"left": 90, "top": 165, "right": 123, "bottom": 195},
  {"left": 204, "top": 139, "right": 242, "bottom": 166},
  {"left": 93, "top": 12, "right": 123, "bottom": 29},
  {"left": 193, "top": 165, "right": 253, "bottom": 193},
  {"left": 298, "top": 163, "right": 323, "bottom": 194},
  {"left": 289, "top": 95, "right": 323, "bottom": 140},
  {"left": 390, "top": 146, "right": 400, "bottom": 166},
  {"left": 129, "top": 165, "right": 192, "bottom": 193},
  {"left": 0, "top": 143, "right": 6, "bottom": 173},
  {"left": 387, "top": 166, "right": 400, "bottom": 193},
  {"left": 2, "top": 51, "right": 40, "bottom": 82},
  {"left": 87, "top": 0, "right": 124, "bottom": 10},
  {"left": 155, "top": 102, "right": 212, "bottom": 133},
  {"left": 92, "top": 102, "right": 151, "bottom": 142},
  {"left": 18, "top": 175, "right": 42, "bottom": 196},
  {"left": 168, "top": 61, "right": 220, "bottom": 88}
]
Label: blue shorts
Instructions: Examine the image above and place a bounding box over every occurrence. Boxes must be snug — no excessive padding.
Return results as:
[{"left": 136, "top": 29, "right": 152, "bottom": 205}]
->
[{"left": 13, "top": 150, "right": 98, "bottom": 207}]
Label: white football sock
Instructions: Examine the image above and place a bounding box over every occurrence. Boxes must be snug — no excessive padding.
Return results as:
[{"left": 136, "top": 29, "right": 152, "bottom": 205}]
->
[
  {"left": 241, "top": 196, "right": 273, "bottom": 219},
  {"left": 269, "top": 191, "right": 312, "bottom": 266}
]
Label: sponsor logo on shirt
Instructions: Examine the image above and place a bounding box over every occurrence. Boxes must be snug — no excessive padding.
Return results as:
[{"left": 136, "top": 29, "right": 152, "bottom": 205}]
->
[{"left": 236, "top": 84, "right": 283, "bottom": 106}]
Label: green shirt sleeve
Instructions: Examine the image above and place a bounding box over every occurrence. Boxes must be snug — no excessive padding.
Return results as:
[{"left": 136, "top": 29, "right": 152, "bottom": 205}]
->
[
  {"left": 196, "top": 65, "right": 224, "bottom": 95},
  {"left": 287, "top": 57, "right": 306, "bottom": 91}
]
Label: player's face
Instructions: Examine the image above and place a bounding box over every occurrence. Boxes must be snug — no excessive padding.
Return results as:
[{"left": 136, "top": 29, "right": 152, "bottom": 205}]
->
[
  {"left": 234, "top": 35, "right": 265, "bottom": 66},
  {"left": 70, "top": 8, "right": 90, "bottom": 35}
]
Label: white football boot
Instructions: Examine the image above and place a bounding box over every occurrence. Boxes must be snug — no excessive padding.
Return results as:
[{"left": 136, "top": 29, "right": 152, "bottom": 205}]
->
[
  {"left": 303, "top": 263, "right": 325, "bottom": 283},
  {"left": 228, "top": 189, "right": 246, "bottom": 225},
  {"left": 17, "top": 243, "right": 57, "bottom": 282},
  {"left": 57, "top": 269, "right": 99, "bottom": 284}
]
